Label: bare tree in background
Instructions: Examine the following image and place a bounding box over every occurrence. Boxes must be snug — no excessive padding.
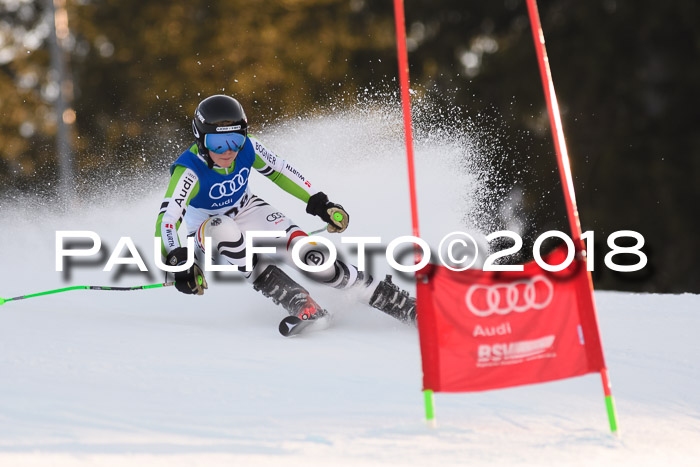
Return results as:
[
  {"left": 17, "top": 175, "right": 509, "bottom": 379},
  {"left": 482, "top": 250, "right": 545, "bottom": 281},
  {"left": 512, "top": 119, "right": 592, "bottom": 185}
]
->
[{"left": 46, "top": 0, "right": 75, "bottom": 204}]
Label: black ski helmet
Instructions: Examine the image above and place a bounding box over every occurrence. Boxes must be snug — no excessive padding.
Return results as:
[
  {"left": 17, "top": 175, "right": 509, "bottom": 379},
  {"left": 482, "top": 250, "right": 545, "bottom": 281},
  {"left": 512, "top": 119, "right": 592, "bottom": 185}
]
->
[{"left": 192, "top": 94, "right": 248, "bottom": 167}]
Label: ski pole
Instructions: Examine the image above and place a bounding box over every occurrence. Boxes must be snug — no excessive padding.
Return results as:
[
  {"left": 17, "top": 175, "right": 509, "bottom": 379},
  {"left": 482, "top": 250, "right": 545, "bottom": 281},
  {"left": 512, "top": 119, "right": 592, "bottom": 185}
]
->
[
  {"left": 307, "top": 226, "right": 327, "bottom": 235},
  {"left": 0, "top": 282, "right": 174, "bottom": 306},
  {"left": 307, "top": 215, "right": 343, "bottom": 235}
]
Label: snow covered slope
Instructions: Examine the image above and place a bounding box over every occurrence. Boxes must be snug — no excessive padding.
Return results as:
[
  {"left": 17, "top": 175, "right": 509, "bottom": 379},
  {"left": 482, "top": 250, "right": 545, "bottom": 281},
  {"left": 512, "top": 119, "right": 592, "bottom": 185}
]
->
[{"left": 1, "top": 107, "right": 699, "bottom": 466}]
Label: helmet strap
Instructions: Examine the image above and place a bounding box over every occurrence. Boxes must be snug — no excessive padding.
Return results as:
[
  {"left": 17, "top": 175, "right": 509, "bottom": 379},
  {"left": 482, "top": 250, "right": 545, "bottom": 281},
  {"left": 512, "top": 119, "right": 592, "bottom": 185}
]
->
[
  {"left": 205, "top": 155, "right": 214, "bottom": 169},
  {"left": 194, "top": 139, "right": 215, "bottom": 169}
]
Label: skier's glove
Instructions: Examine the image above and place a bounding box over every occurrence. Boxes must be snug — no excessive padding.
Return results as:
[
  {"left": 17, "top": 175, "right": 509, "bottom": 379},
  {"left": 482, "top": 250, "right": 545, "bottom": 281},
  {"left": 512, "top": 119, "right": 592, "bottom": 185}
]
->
[
  {"left": 306, "top": 192, "right": 349, "bottom": 233},
  {"left": 166, "top": 247, "right": 208, "bottom": 295}
]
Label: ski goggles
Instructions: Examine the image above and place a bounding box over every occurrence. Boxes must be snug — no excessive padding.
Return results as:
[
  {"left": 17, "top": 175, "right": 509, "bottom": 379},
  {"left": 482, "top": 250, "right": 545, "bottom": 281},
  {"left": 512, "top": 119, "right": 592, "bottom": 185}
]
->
[{"left": 204, "top": 132, "right": 247, "bottom": 154}]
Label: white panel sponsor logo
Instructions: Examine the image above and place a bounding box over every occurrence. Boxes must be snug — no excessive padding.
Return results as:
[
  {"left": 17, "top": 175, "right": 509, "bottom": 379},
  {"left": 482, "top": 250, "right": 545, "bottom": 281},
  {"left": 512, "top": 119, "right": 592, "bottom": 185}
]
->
[
  {"left": 477, "top": 335, "right": 555, "bottom": 365},
  {"left": 473, "top": 322, "right": 512, "bottom": 337},
  {"left": 465, "top": 275, "right": 554, "bottom": 317},
  {"left": 216, "top": 125, "right": 242, "bottom": 132}
]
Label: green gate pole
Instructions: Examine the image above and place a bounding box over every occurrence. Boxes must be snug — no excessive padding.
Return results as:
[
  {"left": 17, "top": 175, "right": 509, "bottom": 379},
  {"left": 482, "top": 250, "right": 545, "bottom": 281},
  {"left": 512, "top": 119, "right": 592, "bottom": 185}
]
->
[
  {"left": 601, "top": 368, "right": 619, "bottom": 435},
  {"left": 424, "top": 389, "right": 436, "bottom": 427}
]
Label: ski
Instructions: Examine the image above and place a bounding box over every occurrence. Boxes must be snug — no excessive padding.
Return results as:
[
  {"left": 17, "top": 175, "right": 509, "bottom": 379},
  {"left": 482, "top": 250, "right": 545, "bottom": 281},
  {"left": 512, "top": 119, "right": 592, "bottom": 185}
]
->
[{"left": 279, "top": 311, "right": 331, "bottom": 337}]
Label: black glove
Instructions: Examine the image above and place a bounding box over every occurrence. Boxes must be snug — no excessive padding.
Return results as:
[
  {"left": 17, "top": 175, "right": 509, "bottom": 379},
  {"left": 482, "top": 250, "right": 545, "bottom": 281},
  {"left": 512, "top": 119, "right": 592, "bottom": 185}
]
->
[
  {"left": 306, "top": 192, "right": 349, "bottom": 233},
  {"left": 166, "top": 247, "right": 208, "bottom": 295}
]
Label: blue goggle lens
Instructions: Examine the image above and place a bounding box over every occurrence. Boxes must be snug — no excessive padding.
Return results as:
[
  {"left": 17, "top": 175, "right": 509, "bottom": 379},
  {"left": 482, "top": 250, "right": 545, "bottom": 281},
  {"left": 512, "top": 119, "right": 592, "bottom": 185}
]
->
[{"left": 204, "top": 132, "right": 247, "bottom": 154}]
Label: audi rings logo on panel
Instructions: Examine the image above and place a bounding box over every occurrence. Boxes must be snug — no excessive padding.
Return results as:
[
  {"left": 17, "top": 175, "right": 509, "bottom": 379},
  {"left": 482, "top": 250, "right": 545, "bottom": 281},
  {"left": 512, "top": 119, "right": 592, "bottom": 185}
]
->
[
  {"left": 209, "top": 168, "right": 250, "bottom": 199},
  {"left": 465, "top": 275, "right": 554, "bottom": 317}
]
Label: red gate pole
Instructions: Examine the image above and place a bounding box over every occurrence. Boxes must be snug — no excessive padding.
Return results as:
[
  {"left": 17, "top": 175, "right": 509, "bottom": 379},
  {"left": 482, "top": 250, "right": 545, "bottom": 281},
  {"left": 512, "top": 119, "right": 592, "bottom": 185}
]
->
[
  {"left": 525, "top": 0, "right": 618, "bottom": 434},
  {"left": 392, "top": 0, "right": 421, "bottom": 247},
  {"left": 392, "top": 0, "right": 435, "bottom": 425}
]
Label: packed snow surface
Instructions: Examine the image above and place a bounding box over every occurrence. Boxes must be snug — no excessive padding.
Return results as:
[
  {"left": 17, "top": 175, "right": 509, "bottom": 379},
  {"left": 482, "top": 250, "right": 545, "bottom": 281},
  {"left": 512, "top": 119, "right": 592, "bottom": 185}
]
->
[{"left": 1, "top": 108, "right": 699, "bottom": 466}]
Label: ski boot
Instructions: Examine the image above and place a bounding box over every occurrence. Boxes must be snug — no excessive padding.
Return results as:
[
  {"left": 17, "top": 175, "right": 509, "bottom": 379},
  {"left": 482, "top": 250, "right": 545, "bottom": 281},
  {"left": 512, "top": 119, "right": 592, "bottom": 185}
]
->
[
  {"left": 253, "top": 265, "right": 328, "bottom": 321},
  {"left": 369, "top": 275, "right": 416, "bottom": 324}
]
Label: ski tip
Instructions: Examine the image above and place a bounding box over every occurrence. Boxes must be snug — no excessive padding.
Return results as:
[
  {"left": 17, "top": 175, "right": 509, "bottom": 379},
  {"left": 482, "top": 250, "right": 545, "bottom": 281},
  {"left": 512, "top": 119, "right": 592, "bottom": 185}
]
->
[
  {"left": 0, "top": 297, "right": 5, "bottom": 306},
  {"left": 278, "top": 314, "right": 331, "bottom": 337},
  {"left": 279, "top": 316, "right": 303, "bottom": 337}
]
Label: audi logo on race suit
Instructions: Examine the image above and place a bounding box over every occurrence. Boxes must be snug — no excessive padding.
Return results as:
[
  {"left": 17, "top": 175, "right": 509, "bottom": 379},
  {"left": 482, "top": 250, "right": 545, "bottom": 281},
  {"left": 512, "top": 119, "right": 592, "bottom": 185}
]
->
[
  {"left": 209, "top": 168, "right": 250, "bottom": 199},
  {"left": 465, "top": 275, "right": 554, "bottom": 317},
  {"left": 266, "top": 212, "right": 285, "bottom": 222}
]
